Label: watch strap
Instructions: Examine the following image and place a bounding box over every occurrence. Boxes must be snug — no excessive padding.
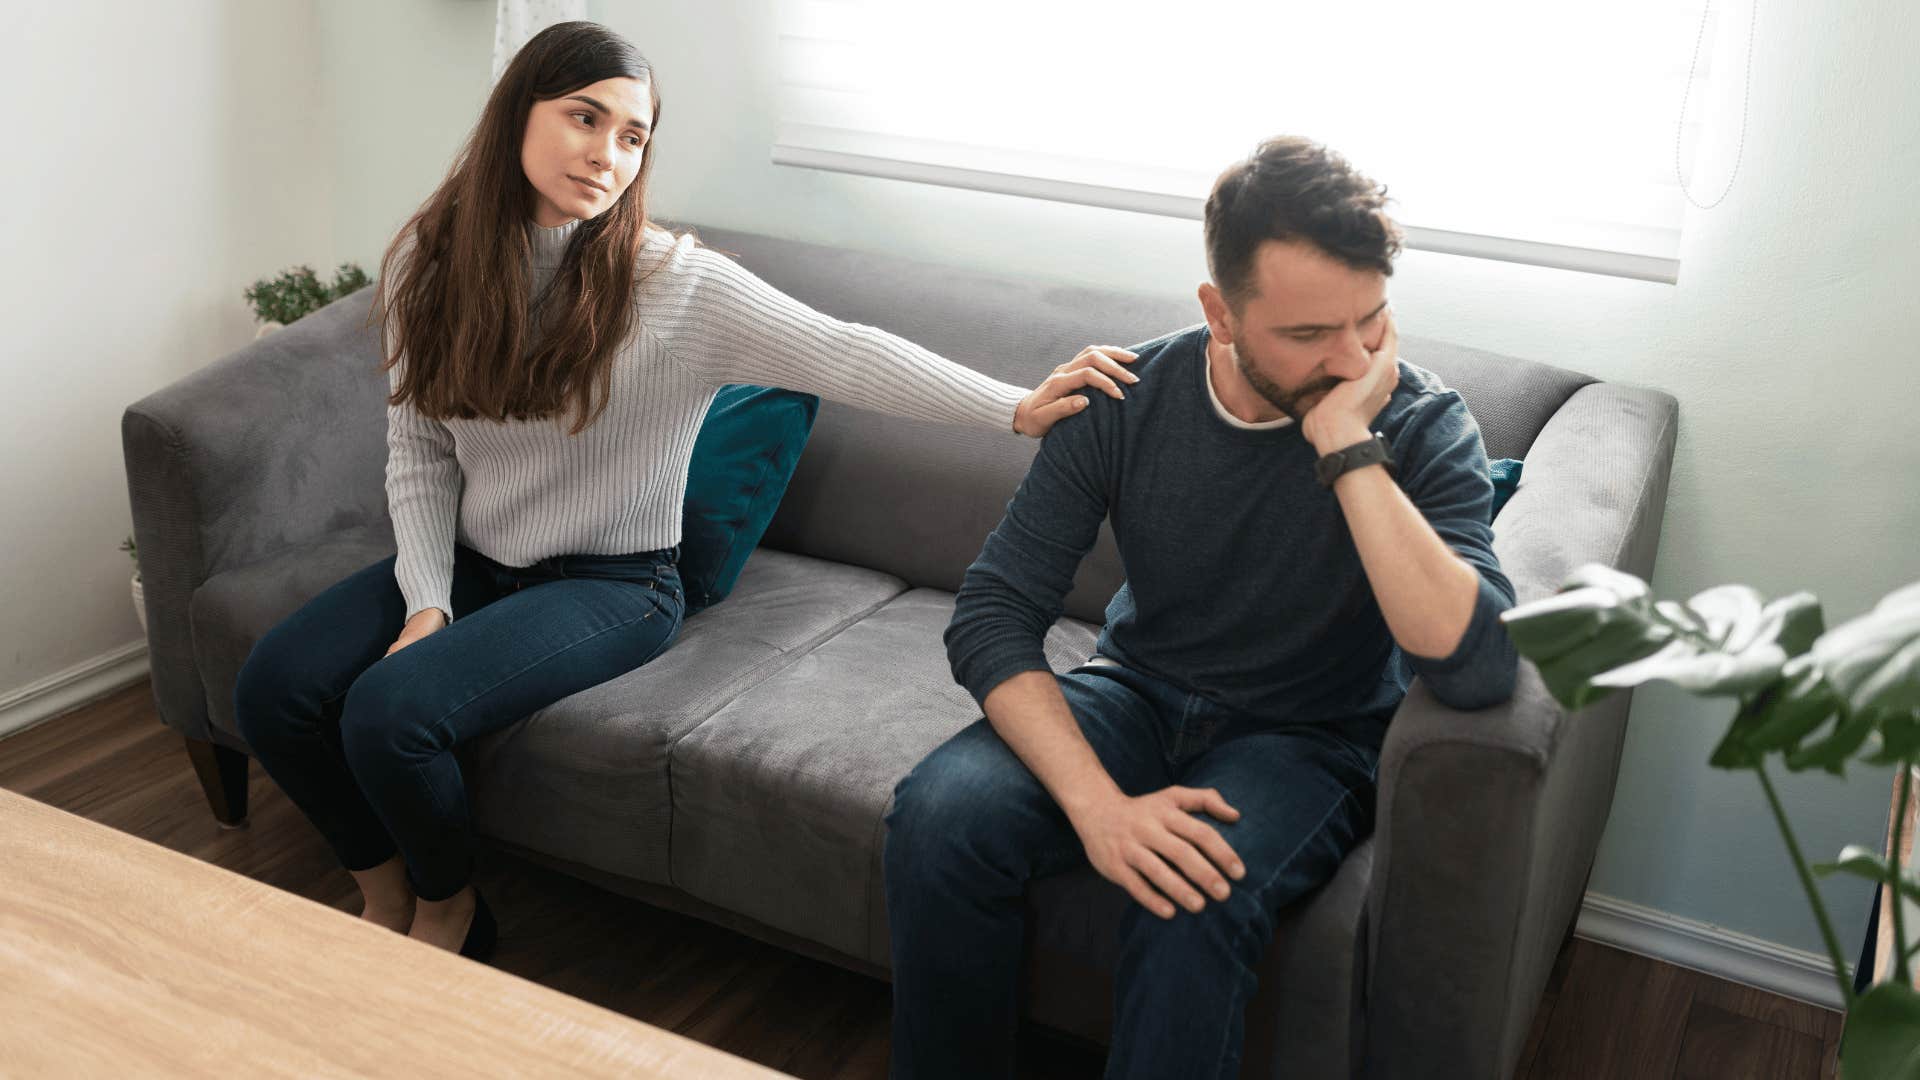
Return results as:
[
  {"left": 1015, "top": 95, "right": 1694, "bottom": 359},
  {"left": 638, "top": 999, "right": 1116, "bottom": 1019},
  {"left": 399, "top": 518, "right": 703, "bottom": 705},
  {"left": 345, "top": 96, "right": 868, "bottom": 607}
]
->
[{"left": 1314, "top": 432, "right": 1396, "bottom": 488}]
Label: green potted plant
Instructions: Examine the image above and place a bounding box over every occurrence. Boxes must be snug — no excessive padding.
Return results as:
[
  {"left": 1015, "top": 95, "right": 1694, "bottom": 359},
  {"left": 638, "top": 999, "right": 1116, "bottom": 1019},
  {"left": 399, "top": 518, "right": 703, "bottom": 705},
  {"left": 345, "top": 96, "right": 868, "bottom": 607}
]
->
[
  {"left": 1502, "top": 566, "right": 1920, "bottom": 1076},
  {"left": 243, "top": 262, "right": 370, "bottom": 339},
  {"left": 121, "top": 535, "right": 143, "bottom": 634}
]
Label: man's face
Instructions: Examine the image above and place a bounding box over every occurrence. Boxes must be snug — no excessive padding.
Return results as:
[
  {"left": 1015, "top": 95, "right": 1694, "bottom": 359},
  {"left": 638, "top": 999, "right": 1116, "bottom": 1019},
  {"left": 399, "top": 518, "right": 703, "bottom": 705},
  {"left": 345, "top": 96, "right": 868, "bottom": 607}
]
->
[
  {"left": 1207, "top": 239, "right": 1390, "bottom": 422},
  {"left": 522, "top": 76, "right": 654, "bottom": 228}
]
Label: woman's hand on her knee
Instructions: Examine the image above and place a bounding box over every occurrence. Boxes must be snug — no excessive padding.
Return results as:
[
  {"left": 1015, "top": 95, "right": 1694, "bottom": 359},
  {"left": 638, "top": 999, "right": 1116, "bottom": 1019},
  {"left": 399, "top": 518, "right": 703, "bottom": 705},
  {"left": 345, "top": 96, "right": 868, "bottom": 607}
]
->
[
  {"left": 386, "top": 608, "right": 449, "bottom": 656},
  {"left": 1069, "top": 786, "right": 1246, "bottom": 920}
]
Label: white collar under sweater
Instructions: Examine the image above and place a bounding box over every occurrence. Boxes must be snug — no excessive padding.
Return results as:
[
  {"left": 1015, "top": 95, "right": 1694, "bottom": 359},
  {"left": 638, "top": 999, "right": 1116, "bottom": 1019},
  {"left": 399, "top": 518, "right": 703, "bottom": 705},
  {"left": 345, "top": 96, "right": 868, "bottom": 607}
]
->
[{"left": 1202, "top": 339, "right": 1295, "bottom": 431}]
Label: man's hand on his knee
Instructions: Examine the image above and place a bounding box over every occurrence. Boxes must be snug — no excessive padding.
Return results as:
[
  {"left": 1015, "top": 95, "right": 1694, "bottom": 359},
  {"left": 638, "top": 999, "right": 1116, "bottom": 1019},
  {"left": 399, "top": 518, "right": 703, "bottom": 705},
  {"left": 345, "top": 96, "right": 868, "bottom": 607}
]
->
[{"left": 1068, "top": 786, "right": 1246, "bottom": 920}]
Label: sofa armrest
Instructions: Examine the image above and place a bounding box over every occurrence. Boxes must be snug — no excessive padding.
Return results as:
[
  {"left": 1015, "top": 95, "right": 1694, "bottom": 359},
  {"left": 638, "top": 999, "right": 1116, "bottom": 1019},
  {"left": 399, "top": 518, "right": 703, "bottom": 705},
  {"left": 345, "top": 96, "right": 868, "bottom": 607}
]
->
[
  {"left": 1362, "top": 381, "right": 1679, "bottom": 1079},
  {"left": 122, "top": 288, "right": 390, "bottom": 741}
]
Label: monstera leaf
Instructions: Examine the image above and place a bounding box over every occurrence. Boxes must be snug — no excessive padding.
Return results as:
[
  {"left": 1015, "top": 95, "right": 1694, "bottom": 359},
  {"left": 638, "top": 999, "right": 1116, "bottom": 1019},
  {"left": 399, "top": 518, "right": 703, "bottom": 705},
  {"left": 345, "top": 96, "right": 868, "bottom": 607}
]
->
[
  {"left": 1760, "top": 583, "right": 1920, "bottom": 775},
  {"left": 1500, "top": 566, "right": 1824, "bottom": 712},
  {"left": 1591, "top": 586, "right": 1823, "bottom": 696},
  {"left": 1496, "top": 565, "right": 1673, "bottom": 710},
  {"left": 1708, "top": 655, "right": 1837, "bottom": 766},
  {"left": 1815, "top": 582, "right": 1920, "bottom": 717},
  {"left": 1500, "top": 568, "right": 1875, "bottom": 771}
]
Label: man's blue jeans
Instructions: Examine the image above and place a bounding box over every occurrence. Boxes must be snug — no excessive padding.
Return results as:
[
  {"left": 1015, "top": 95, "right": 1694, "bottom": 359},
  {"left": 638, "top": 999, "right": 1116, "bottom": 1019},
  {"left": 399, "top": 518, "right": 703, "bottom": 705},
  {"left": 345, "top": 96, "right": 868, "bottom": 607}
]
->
[
  {"left": 883, "top": 657, "right": 1388, "bottom": 1080},
  {"left": 234, "top": 543, "right": 683, "bottom": 902}
]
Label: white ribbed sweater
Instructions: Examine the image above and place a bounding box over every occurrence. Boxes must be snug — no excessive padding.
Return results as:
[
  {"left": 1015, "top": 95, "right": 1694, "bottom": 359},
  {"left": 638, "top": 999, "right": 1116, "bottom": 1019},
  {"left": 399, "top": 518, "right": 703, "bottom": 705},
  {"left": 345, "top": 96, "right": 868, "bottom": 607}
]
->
[{"left": 384, "top": 218, "right": 1030, "bottom": 623}]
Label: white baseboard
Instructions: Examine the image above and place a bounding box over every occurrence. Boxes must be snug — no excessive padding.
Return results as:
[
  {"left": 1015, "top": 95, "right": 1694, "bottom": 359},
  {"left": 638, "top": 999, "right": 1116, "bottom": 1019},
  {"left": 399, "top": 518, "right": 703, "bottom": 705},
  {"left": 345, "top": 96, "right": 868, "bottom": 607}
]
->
[
  {"left": 1577, "top": 891, "right": 1850, "bottom": 1010},
  {"left": 0, "top": 641, "right": 151, "bottom": 742}
]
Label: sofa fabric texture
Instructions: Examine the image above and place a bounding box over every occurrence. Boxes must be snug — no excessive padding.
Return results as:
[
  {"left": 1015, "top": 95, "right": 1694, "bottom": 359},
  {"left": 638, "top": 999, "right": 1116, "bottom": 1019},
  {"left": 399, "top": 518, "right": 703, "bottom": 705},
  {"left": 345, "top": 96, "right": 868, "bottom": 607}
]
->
[{"left": 124, "top": 224, "right": 1677, "bottom": 1080}]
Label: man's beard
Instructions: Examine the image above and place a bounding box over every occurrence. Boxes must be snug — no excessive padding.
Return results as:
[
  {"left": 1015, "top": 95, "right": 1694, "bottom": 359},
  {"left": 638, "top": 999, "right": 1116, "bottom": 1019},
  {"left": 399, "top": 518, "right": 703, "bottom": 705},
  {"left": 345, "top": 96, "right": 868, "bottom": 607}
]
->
[{"left": 1232, "top": 342, "right": 1341, "bottom": 422}]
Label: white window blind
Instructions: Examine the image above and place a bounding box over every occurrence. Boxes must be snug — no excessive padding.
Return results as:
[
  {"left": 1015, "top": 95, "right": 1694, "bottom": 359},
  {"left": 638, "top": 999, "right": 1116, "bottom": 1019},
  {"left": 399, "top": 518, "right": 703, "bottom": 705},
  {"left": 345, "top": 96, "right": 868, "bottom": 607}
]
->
[{"left": 773, "top": 1, "right": 1747, "bottom": 283}]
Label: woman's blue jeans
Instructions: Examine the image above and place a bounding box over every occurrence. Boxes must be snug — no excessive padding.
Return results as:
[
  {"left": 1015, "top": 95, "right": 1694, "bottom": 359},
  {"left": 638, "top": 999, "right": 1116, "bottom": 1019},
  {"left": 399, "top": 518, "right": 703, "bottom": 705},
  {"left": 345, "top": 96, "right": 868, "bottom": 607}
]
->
[
  {"left": 233, "top": 542, "right": 683, "bottom": 902},
  {"left": 882, "top": 657, "right": 1388, "bottom": 1080}
]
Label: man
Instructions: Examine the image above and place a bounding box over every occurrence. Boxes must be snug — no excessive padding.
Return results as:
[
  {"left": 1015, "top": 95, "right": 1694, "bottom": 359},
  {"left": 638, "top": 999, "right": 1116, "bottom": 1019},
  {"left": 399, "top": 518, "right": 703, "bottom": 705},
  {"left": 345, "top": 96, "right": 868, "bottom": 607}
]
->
[{"left": 882, "top": 136, "right": 1520, "bottom": 1079}]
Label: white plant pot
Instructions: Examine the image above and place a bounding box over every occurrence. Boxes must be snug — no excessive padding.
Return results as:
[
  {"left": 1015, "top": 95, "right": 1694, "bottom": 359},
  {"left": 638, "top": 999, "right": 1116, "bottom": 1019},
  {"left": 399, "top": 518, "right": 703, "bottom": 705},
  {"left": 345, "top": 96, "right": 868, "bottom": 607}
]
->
[
  {"left": 255, "top": 320, "right": 284, "bottom": 339},
  {"left": 131, "top": 574, "right": 147, "bottom": 635}
]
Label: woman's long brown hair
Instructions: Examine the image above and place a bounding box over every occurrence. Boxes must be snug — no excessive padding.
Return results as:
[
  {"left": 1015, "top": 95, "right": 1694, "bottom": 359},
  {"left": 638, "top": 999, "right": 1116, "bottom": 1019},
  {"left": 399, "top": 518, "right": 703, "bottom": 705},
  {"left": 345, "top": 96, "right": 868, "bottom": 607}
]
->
[{"left": 371, "top": 22, "right": 661, "bottom": 435}]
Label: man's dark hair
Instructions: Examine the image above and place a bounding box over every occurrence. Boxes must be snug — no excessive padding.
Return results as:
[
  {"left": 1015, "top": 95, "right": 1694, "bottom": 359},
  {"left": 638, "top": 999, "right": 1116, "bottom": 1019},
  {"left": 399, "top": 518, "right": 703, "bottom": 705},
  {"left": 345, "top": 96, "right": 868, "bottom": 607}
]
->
[{"left": 1203, "top": 136, "right": 1404, "bottom": 310}]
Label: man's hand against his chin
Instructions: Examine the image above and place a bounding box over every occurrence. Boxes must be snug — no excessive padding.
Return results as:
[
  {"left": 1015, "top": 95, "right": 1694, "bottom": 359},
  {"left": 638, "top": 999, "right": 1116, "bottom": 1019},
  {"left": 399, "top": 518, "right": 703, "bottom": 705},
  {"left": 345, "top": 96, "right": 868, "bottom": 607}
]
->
[{"left": 1301, "top": 311, "right": 1400, "bottom": 455}]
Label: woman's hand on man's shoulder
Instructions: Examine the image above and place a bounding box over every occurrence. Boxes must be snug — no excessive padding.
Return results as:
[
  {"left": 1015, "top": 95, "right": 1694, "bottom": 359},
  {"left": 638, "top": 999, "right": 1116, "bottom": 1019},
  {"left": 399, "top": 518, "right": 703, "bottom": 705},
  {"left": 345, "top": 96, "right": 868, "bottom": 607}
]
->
[{"left": 1011, "top": 345, "right": 1141, "bottom": 437}]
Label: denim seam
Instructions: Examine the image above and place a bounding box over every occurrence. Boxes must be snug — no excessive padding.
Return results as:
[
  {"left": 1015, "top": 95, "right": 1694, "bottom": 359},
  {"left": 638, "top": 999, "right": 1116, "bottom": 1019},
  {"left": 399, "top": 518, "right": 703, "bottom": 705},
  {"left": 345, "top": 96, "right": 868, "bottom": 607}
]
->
[
  {"left": 413, "top": 766, "right": 458, "bottom": 898},
  {"left": 1205, "top": 784, "right": 1366, "bottom": 1076},
  {"left": 425, "top": 596, "right": 676, "bottom": 737},
  {"left": 1326, "top": 728, "right": 1383, "bottom": 783},
  {"left": 1245, "top": 786, "right": 1363, "bottom": 903},
  {"left": 1167, "top": 694, "right": 1199, "bottom": 766}
]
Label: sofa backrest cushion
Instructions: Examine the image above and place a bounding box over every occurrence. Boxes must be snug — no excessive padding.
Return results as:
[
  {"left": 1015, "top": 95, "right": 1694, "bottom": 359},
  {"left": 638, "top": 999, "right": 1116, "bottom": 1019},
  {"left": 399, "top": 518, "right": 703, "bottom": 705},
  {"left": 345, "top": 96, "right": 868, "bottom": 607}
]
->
[
  {"left": 686, "top": 225, "right": 1596, "bottom": 624},
  {"left": 680, "top": 384, "right": 820, "bottom": 615}
]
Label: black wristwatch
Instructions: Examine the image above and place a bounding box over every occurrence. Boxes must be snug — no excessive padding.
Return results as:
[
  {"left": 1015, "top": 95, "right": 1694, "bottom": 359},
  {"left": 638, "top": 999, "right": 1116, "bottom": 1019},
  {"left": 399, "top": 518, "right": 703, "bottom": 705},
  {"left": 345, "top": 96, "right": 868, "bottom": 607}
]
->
[{"left": 1314, "top": 431, "right": 1396, "bottom": 488}]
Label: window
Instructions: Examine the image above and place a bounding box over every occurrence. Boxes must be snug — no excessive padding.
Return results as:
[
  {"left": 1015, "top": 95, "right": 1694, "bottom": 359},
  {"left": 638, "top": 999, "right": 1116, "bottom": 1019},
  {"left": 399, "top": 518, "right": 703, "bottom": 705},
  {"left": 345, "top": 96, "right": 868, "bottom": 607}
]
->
[{"left": 773, "top": 1, "right": 1750, "bottom": 283}]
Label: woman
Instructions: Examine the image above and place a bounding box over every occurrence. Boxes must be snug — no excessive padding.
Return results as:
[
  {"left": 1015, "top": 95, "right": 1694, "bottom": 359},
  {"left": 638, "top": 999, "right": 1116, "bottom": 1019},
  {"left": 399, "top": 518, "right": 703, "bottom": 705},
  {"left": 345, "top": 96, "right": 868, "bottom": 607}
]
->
[{"left": 232, "top": 21, "right": 1137, "bottom": 960}]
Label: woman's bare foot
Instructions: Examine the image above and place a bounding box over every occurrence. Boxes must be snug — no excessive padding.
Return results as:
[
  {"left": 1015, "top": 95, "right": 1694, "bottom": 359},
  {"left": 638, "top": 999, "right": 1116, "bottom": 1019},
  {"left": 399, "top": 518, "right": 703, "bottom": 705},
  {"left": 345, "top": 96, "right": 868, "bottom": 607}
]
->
[
  {"left": 408, "top": 884, "right": 477, "bottom": 953},
  {"left": 348, "top": 854, "right": 416, "bottom": 934}
]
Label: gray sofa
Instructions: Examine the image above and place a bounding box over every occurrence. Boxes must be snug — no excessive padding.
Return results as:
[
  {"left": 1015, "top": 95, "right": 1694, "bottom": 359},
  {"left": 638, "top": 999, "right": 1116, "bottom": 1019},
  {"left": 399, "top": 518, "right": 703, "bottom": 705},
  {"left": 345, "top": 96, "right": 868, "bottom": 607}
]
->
[{"left": 123, "top": 224, "right": 1678, "bottom": 1079}]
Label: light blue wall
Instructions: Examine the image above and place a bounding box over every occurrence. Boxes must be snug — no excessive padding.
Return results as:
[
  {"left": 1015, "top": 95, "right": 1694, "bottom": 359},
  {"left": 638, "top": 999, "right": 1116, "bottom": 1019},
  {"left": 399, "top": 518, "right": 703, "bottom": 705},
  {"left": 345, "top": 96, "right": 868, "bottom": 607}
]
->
[{"left": 318, "top": 0, "right": 1920, "bottom": 958}]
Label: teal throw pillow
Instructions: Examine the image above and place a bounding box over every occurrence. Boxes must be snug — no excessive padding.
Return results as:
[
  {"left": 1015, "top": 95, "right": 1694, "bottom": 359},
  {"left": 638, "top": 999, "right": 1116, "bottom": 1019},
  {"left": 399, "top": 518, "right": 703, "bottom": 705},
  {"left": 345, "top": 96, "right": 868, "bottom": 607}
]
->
[
  {"left": 1490, "top": 456, "right": 1524, "bottom": 519},
  {"left": 679, "top": 384, "right": 820, "bottom": 616}
]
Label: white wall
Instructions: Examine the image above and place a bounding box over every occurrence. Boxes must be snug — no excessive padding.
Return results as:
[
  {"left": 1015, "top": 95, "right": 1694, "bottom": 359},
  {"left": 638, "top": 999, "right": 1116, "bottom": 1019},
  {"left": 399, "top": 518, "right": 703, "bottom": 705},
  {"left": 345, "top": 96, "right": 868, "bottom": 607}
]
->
[
  {"left": 7, "top": 0, "right": 1915, "bottom": 967},
  {"left": 0, "top": 2, "right": 331, "bottom": 704}
]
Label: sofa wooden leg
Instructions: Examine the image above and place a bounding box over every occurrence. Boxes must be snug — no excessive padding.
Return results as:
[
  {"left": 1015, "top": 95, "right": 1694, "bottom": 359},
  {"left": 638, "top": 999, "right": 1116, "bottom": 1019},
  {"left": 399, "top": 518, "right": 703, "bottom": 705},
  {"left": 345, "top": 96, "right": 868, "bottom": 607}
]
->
[{"left": 183, "top": 736, "right": 250, "bottom": 829}]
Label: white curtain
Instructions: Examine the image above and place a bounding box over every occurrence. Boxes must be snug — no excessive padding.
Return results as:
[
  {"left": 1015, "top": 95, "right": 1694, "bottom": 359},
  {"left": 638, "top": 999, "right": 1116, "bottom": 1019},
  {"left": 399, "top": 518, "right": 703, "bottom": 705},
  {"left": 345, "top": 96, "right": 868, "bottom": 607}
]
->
[{"left": 493, "top": 0, "right": 590, "bottom": 85}]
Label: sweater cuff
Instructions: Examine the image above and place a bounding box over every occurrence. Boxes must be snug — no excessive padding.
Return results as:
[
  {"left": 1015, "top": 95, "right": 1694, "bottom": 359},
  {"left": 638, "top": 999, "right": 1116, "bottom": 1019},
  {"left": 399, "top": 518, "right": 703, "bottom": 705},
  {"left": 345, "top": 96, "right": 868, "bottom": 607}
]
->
[
  {"left": 984, "top": 382, "right": 1028, "bottom": 435},
  {"left": 403, "top": 602, "right": 453, "bottom": 625},
  {"left": 396, "top": 571, "right": 454, "bottom": 627},
  {"left": 958, "top": 651, "right": 1055, "bottom": 711},
  {"left": 1405, "top": 573, "right": 1518, "bottom": 709}
]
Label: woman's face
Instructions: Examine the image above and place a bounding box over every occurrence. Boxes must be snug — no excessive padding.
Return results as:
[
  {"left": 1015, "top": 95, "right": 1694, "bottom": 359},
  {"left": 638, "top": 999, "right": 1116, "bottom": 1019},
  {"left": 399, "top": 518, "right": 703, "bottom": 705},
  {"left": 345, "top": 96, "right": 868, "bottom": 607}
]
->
[{"left": 522, "top": 76, "right": 654, "bottom": 228}]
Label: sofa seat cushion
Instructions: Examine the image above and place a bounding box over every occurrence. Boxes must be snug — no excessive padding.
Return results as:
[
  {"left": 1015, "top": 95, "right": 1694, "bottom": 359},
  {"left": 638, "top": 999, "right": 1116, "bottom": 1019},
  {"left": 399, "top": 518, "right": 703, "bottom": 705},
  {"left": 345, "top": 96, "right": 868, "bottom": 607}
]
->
[
  {"left": 191, "top": 523, "right": 400, "bottom": 739},
  {"left": 667, "top": 587, "right": 1101, "bottom": 963},
  {"left": 192, "top": 533, "right": 906, "bottom": 885},
  {"left": 460, "top": 548, "right": 907, "bottom": 885}
]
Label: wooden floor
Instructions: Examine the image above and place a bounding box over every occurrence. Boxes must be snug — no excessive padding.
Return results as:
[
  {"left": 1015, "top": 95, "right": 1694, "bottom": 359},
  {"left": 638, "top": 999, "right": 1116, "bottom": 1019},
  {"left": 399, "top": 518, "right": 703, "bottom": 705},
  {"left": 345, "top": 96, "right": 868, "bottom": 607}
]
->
[{"left": 1, "top": 680, "right": 1844, "bottom": 1078}]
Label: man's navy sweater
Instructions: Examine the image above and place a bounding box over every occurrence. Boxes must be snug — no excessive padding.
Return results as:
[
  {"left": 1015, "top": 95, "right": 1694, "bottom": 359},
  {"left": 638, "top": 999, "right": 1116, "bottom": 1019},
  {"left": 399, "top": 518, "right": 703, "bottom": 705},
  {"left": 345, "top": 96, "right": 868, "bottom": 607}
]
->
[{"left": 944, "top": 324, "right": 1520, "bottom": 723}]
